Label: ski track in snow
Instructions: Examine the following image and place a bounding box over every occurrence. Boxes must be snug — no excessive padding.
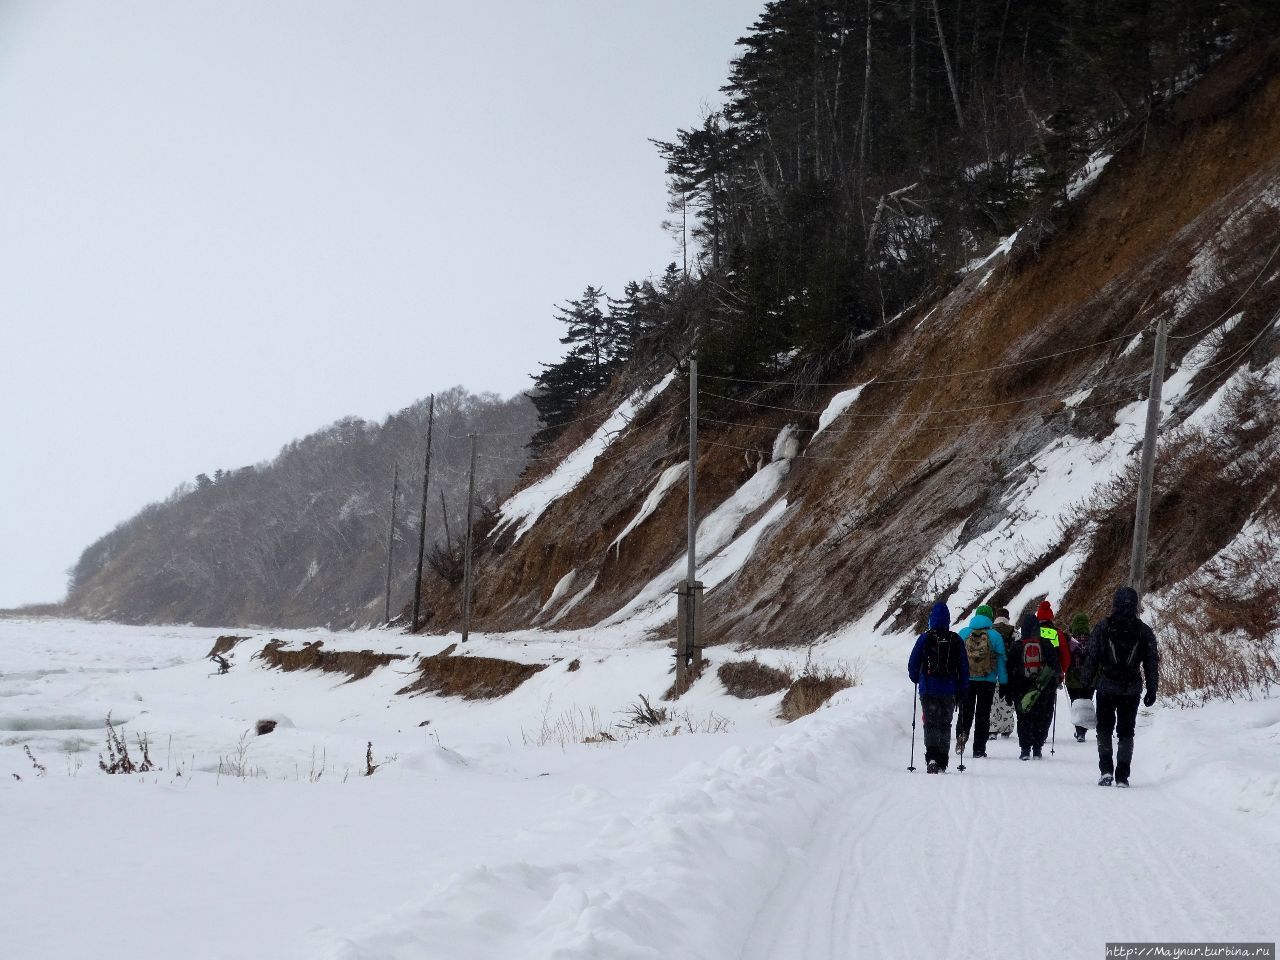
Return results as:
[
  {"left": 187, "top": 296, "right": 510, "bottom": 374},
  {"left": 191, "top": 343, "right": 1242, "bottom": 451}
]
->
[
  {"left": 319, "top": 673, "right": 1280, "bottom": 960},
  {"left": 741, "top": 696, "right": 1280, "bottom": 960}
]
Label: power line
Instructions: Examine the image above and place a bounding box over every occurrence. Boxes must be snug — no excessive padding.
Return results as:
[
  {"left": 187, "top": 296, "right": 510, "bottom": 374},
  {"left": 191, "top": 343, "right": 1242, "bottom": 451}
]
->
[
  {"left": 697, "top": 428, "right": 1133, "bottom": 467},
  {"left": 470, "top": 399, "right": 683, "bottom": 469},
  {"left": 701, "top": 380, "right": 1139, "bottom": 420},
  {"left": 699, "top": 330, "right": 1144, "bottom": 388},
  {"left": 1174, "top": 306, "right": 1280, "bottom": 403},
  {"left": 448, "top": 396, "right": 682, "bottom": 444},
  {"left": 696, "top": 388, "right": 1141, "bottom": 437},
  {"left": 1167, "top": 235, "right": 1280, "bottom": 341}
]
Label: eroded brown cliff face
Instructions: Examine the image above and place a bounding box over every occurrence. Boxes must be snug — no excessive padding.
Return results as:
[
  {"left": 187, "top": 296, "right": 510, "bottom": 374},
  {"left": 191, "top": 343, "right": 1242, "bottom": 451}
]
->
[{"left": 417, "top": 42, "right": 1280, "bottom": 648}]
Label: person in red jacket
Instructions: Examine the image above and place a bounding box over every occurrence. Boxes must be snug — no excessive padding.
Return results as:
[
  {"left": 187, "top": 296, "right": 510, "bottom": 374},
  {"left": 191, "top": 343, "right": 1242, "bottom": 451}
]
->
[{"left": 1036, "top": 599, "right": 1069, "bottom": 684}]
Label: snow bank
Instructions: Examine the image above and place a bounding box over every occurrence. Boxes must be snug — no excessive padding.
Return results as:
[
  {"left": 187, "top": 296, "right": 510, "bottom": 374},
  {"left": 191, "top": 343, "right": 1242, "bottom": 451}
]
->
[
  {"left": 813, "top": 386, "right": 868, "bottom": 438},
  {"left": 535, "top": 569, "right": 578, "bottom": 620},
  {"left": 963, "top": 228, "right": 1019, "bottom": 276},
  {"left": 547, "top": 575, "right": 597, "bottom": 626},
  {"left": 1066, "top": 151, "right": 1112, "bottom": 200},
  {"left": 609, "top": 461, "right": 688, "bottom": 555},
  {"left": 603, "top": 427, "right": 796, "bottom": 631},
  {"left": 493, "top": 372, "right": 676, "bottom": 543},
  {"left": 320, "top": 686, "right": 893, "bottom": 960}
]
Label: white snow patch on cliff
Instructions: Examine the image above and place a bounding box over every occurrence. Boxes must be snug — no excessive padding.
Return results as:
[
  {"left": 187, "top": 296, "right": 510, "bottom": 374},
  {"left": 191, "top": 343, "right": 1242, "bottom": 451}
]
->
[
  {"left": 610, "top": 462, "right": 688, "bottom": 555},
  {"left": 493, "top": 372, "right": 675, "bottom": 543}
]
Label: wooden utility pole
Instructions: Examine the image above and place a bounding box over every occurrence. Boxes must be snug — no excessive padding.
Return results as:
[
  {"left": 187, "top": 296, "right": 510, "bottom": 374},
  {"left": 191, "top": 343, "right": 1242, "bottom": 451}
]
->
[
  {"left": 411, "top": 395, "right": 435, "bottom": 632},
  {"left": 676, "top": 358, "right": 702, "bottom": 695},
  {"left": 439, "top": 488, "right": 452, "bottom": 550},
  {"left": 461, "top": 433, "right": 478, "bottom": 642},
  {"left": 383, "top": 462, "right": 399, "bottom": 624},
  {"left": 1129, "top": 316, "right": 1168, "bottom": 602},
  {"left": 687, "top": 358, "right": 698, "bottom": 596}
]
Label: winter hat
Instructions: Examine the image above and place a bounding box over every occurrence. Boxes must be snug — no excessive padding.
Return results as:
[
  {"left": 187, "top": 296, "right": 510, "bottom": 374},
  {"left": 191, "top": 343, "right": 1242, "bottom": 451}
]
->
[
  {"left": 1019, "top": 613, "right": 1040, "bottom": 639},
  {"left": 975, "top": 604, "right": 995, "bottom": 620},
  {"left": 1036, "top": 600, "right": 1055, "bottom": 622},
  {"left": 1069, "top": 612, "right": 1090, "bottom": 636},
  {"left": 1112, "top": 586, "right": 1139, "bottom": 619},
  {"left": 928, "top": 602, "right": 951, "bottom": 631}
]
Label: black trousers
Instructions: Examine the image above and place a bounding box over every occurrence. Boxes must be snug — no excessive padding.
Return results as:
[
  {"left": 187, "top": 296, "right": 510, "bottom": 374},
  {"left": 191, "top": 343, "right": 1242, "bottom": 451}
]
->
[
  {"left": 1017, "top": 688, "right": 1055, "bottom": 751},
  {"left": 956, "top": 680, "right": 997, "bottom": 753},
  {"left": 1067, "top": 686, "right": 1093, "bottom": 738},
  {"left": 1096, "top": 692, "right": 1140, "bottom": 779},
  {"left": 921, "top": 694, "right": 956, "bottom": 770}
]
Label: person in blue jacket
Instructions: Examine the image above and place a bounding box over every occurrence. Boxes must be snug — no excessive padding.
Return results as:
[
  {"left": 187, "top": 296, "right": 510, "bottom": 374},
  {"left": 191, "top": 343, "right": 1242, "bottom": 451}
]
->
[
  {"left": 907, "top": 602, "right": 971, "bottom": 774},
  {"left": 954, "top": 604, "right": 1008, "bottom": 759}
]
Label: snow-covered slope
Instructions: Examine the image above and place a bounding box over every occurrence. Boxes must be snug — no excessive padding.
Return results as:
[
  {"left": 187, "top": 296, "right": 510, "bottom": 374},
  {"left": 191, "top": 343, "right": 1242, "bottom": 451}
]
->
[
  {"left": 492, "top": 372, "right": 675, "bottom": 544},
  {"left": 417, "top": 52, "right": 1280, "bottom": 651}
]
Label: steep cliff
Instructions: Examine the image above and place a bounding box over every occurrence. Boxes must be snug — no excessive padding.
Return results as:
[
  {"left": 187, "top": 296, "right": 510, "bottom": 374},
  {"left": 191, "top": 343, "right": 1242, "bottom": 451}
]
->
[{"left": 417, "top": 43, "right": 1280, "bottom": 650}]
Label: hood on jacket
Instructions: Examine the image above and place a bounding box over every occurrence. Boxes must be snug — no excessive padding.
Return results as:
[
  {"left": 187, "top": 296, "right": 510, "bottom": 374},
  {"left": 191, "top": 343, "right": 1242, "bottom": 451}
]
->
[
  {"left": 1019, "top": 613, "right": 1040, "bottom": 639},
  {"left": 968, "top": 613, "right": 995, "bottom": 632},
  {"left": 928, "top": 602, "right": 951, "bottom": 631},
  {"left": 1036, "top": 600, "right": 1055, "bottom": 622},
  {"left": 1112, "top": 586, "right": 1140, "bottom": 619}
]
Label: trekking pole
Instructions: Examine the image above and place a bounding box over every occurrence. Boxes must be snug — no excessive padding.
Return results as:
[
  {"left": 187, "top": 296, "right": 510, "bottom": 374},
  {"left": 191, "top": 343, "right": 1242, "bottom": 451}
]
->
[
  {"left": 1050, "top": 687, "right": 1058, "bottom": 756},
  {"left": 908, "top": 683, "right": 919, "bottom": 772},
  {"left": 957, "top": 713, "right": 967, "bottom": 773}
]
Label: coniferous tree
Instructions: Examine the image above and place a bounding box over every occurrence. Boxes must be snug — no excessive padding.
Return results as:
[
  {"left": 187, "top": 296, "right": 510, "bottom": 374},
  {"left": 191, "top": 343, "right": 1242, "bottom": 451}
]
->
[{"left": 529, "top": 0, "right": 1279, "bottom": 443}]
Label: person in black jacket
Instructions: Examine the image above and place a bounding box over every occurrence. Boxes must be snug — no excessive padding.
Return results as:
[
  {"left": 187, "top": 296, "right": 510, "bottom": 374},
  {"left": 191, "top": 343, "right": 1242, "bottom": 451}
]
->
[
  {"left": 1005, "top": 613, "right": 1062, "bottom": 760},
  {"left": 1079, "top": 586, "right": 1160, "bottom": 787}
]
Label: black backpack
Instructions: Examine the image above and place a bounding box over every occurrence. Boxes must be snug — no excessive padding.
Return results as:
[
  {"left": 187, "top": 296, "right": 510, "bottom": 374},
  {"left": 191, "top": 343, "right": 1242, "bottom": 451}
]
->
[
  {"left": 923, "top": 629, "right": 961, "bottom": 679},
  {"left": 1100, "top": 617, "right": 1143, "bottom": 682}
]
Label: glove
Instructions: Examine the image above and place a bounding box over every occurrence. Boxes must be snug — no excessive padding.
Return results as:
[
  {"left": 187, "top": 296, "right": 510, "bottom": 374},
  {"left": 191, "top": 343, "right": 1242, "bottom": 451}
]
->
[{"left": 1143, "top": 691, "right": 1156, "bottom": 707}]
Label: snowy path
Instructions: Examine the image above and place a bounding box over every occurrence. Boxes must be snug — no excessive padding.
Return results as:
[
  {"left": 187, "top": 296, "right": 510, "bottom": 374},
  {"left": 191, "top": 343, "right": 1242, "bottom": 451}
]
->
[
  {"left": 317, "top": 675, "right": 1280, "bottom": 959},
  {"left": 743, "top": 693, "right": 1280, "bottom": 960},
  {"left": 4, "top": 621, "right": 1278, "bottom": 959}
]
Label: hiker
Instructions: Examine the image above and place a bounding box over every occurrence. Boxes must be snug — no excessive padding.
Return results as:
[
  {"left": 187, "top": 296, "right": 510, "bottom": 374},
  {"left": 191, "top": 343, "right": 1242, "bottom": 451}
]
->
[
  {"left": 1079, "top": 587, "right": 1159, "bottom": 787},
  {"left": 988, "top": 607, "right": 1017, "bottom": 739},
  {"left": 1005, "top": 612, "right": 1061, "bottom": 760},
  {"left": 1064, "top": 612, "right": 1095, "bottom": 742},
  {"left": 955, "top": 604, "right": 1007, "bottom": 758},
  {"left": 907, "top": 602, "right": 971, "bottom": 774},
  {"left": 1036, "top": 600, "right": 1070, "bottom": 683}
]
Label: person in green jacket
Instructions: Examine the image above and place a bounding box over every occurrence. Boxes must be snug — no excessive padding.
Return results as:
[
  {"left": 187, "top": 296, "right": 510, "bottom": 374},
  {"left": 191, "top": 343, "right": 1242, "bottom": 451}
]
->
[{"left": 1064, "top": 612, "right": 1095, "bottom": 742}]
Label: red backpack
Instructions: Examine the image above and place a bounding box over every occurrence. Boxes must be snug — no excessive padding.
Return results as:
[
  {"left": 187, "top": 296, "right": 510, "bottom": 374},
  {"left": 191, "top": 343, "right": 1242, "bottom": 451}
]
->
[{"left": 1022, "top": 635, "right": 1044, "bottom": 677}]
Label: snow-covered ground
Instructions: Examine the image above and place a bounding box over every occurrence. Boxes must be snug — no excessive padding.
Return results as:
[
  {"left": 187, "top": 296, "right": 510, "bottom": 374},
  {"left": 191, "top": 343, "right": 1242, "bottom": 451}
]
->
[{"left": 2, "top": 616, "right": 1277, "bottom": 959}]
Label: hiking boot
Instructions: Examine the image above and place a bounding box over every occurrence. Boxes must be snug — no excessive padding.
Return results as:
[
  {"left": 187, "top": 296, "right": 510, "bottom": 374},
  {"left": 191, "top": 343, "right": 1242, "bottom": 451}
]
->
[
  {"left": 1074, "top": 731, "right": 1086, "bottom": 743},
  {"left": 927, "top": 761, "right": 940, "bottom": 774},
  {"left": 972, "top": 750, "right": 987, "bottom": 758},
  {"left": 1019, "top": 748, "right": 1030, "bottom": 761},
  {"left": 1098, "top": 774, "right": 1114, "bottom": 786},
  {"left": 1116, "top": 777, "right": 1130, "bottom": 788},
  {"left": 1032, "top": 747, "right": 1043, "bottom": 759}
]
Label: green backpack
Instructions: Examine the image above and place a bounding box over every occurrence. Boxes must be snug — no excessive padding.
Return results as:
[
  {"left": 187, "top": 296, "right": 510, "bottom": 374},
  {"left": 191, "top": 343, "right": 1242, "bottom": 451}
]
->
[{"left": 965, "top": 627, "right": 996, "bottom": 677}]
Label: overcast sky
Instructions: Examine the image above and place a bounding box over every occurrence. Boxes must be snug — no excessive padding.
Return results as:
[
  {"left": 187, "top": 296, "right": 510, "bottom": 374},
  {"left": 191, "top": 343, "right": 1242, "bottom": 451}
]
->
[{"left": 0, "top": 0, "right": 762, "bottom": 608}]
